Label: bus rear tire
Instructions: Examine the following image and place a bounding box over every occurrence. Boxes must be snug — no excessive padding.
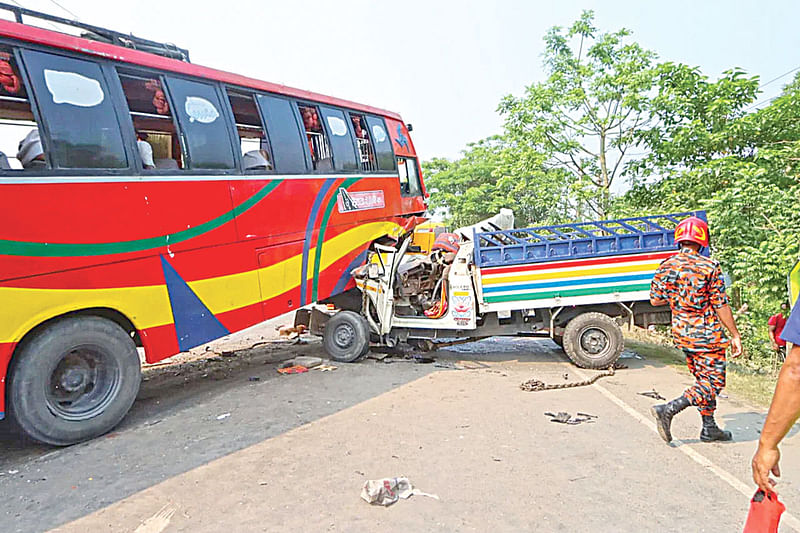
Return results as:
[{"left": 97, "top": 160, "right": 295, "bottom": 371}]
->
[
  {"left": 562, "top": 312, "right": 623, "bottom": 369},
  {"left": 8, "top": 316, "right": 141, "bottom": 446},
  {"left": 323, "top": 311, "right": 369, "bottom": 363}
]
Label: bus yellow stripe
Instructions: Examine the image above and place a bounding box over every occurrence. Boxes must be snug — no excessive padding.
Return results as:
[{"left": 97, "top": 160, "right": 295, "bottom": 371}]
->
[{"left": 0, "top": 221, "right": 401, "bottom": 343}]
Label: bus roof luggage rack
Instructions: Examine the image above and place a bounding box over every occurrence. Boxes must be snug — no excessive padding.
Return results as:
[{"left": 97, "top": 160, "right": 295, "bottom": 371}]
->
[
  {"left": 474, "top": 211, "right": 707, "bottom": 268},
  {"left": 0, "top": 2, "right": 190, "bottom": 62}
]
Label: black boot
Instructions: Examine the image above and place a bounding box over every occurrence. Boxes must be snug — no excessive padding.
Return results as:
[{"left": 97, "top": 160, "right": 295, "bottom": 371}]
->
[
  {"left": 700, "top": 415, "right": 732, "bottom": 442},
  {"left": 650, "top": 396, "right": 690, "bottom": 443}
]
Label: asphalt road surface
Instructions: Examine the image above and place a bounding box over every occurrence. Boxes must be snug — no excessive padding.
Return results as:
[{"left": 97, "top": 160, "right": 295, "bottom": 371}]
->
[{"left": 2, "top": 331, "right": 800, "bottom": 533}]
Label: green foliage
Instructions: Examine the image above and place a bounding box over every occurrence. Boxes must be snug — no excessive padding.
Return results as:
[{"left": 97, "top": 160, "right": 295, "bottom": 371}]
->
[
  {"left": 422, "top": 11, "right": 799, "bottom": 368},
  {"left": 498, "top": 10, "right": 657, "bottom": 218},
  {"left": 616, "top": 71, "right": 800, "bottom": 365},
  {"left": 421, "top": 136, "right": 571, "bottom": 228}
]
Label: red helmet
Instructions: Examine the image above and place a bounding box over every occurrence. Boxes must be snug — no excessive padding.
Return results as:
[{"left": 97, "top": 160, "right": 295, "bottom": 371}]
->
[
  {"left": 431, "top": 232, "right": 460, "bottom": 254},
  {"left": 674, "top": 216, "right": 709, "bottom": 247}
]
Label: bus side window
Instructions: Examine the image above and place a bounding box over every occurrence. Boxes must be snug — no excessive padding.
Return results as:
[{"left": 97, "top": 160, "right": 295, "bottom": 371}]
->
[
  {"left": 20, "top": 49, "right": 128, "bottom": 169},
  {"left": 319, "top": 106, "right": 357, "bottom": 172},
  {"left": 350, "top": 113, "right": 376, "bottom": 172},
  {"left": 298, "top": 104, "right": 332, "bottom": 171},
  {"left": 256, "top": 94, "right": 307, "bottom": 174},
  {"left": 364, "top": 116, "right": 396, "bottom": 172},
  {"left": 118, "top": 70, "right": 182, "bottom": 170},
  {"left": 0, "top": 46, "right": 46, "bottom": 170},
  {"left": 164, "top": 77, "right": 235, "bottom": 170},
  {"left": 227, "top": 89, "right": 272, "bottom": 172},
  {"left": 397, "top": 156, "right": 421, "bottom": 196}
]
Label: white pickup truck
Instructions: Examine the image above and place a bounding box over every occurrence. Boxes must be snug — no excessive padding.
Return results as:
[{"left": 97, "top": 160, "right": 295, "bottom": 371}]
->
[{"left": 299, "top": 210, "right": 707, "bottom": 368}]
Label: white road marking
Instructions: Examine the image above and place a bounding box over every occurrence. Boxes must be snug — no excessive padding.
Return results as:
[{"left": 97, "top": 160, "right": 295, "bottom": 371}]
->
[{"left": 574, "top": 368, "right": 800, "bottom": 532}]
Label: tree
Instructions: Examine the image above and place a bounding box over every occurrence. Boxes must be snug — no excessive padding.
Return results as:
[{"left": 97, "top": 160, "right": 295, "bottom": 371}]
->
[
  {"left": 498, "top": 10, "right": 656, "bottom": 218},
  {"left": 616, "top": 71, "right": 800, "bottom": 362},
  {"left": 422, "top": 136, "right": 571, "bottom": 228}
]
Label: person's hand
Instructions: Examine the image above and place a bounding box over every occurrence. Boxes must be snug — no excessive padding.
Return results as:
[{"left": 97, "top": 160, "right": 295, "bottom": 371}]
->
[
  {"left": 730, "top": 335, "right": 743, "bottom": 358},
  {"left": 752, "top": 444, "right": 781, "bottom": 493}
]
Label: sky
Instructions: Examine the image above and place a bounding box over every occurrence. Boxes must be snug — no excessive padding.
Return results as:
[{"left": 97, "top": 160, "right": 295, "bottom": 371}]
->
[{"left": 5, "top": 0, "right": 800, "bottom": 161}]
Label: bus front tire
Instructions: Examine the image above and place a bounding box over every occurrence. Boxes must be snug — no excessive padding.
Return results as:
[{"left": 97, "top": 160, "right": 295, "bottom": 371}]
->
[
  {"left": 8, "top": 316, "right": 141, "bottom": 446},
  {"left": 323, "top": 311, "right": 369, "bottom": 363},
  {"left": 562, "top": 312, "right": 623, "bottom": 369}
]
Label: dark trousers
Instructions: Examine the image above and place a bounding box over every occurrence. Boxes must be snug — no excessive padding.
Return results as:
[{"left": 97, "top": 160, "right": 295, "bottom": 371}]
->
[{"left": 681, "top": 348, "right": 726, "bottom": 416}]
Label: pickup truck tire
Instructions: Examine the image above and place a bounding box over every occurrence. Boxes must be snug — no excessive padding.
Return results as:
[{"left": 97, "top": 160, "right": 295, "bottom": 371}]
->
[
  {"left": 323, "top": 311, "right": 369, "bottom": 363},
  {"left": 8, "top": 316, "right": 141, "bottom": 446},
  {"left": 562, "top": 312, "right": 623, "bottom": 369}
]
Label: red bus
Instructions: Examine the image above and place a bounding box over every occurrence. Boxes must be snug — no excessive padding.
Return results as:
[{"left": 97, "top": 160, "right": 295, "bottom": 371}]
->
[{"left": 0, "top": 5, "right": 426, "bottom": 445}]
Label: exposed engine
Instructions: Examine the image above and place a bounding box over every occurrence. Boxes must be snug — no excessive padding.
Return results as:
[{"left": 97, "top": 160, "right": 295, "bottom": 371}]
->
[
  {"left": 394, "top": 232, "right": 460, "bottom": 317},
  {"left": 394, "top": 251, "right": 456, "bottom": 315}
]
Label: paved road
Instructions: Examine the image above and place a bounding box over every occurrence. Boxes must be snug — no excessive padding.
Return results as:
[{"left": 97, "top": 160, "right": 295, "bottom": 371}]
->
[{"left": 3, "top": 335, "right": 800, "bottom": 532}]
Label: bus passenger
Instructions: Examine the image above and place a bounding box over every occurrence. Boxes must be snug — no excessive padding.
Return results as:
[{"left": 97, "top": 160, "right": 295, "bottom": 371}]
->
[
  {"left": 136, "top": 132, "right": 155, "bottom": 169},
  {"left": 17, "top": 129, "right": 45, "bottom": 169},
  {"left": 242, "top": 149, "right": 272, "bottom": 171}
]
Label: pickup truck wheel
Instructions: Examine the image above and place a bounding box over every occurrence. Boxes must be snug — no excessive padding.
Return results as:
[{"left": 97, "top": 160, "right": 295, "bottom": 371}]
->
[
  {"left": 323, "top": 311, "right": 369, "bottom": 363},
  {"left": 8, "top": 316, "right": 141, "bottom": 446},
  {"left": 562, "top": 312, "right": 623, "bottom": 369}
]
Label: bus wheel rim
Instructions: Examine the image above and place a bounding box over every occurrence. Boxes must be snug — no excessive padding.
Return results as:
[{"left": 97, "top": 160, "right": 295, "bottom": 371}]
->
[{"left": 45, "top": 346, "right": 121, "bottom": 421}]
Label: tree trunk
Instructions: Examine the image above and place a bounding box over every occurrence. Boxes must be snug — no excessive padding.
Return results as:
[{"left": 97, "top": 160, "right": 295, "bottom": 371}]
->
[{"left": 598, "top": 129, "right": 609, "bottom": 218}]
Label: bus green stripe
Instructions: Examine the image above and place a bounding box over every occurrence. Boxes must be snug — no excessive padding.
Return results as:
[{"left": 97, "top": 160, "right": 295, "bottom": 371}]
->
[
  {"left": 311, "top": 177, "right": 361, "bottom": 302},
  {"left": 483, "top": 283, "right": 652, "bottom": 303},
  {"left": 0, "top": 180, "right": 283, "bottom": 257}
]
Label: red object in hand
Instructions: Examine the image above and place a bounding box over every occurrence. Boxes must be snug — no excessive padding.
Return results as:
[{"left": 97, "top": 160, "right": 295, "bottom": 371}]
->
[{"left": 743, "top": 490, "right": 785, "bottom": 533}]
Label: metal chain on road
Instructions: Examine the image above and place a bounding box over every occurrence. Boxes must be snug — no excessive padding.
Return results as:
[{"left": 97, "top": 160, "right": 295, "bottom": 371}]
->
[{"left": 519, "top": 365, "right": 616, "bottom": 392}]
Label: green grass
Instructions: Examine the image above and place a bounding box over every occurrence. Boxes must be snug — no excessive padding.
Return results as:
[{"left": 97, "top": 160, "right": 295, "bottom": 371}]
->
[{"left": 623, "top": 337, "right": 778, "bottom": 408}]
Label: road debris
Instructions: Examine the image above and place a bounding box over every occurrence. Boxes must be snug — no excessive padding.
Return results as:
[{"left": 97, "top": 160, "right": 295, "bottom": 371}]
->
[
  {"left": 520, "top": 366, "right": 616, "bottom": 392},
  {"left": 248, "top": 376, "right": 261, "bottom": 382},
  {"left": 360, "top": 477, "right": 440, "bottom": 506},
  {"left": 638, "top": 389, "right": 666, "bottom": 400},
  {"left": 544, "top": 411, "right": 598, "bottom": 425},
  {"left": 316, "top": 364, "right": 337, "bottom": 372},
  {"left": 134, "top": 504, "right": 176, "bottom": 533},
  {"left": 291, "top": 356, "right": 323, "bottom": 368},
  {"left": 277, "top": 365, "right": 309, "bottom": 375},
  {"left": 216, "top": 413, "right": 231, "bottom": 421},
  {"left": 276, "top": 324, "right": 307, "bottom": 339}
]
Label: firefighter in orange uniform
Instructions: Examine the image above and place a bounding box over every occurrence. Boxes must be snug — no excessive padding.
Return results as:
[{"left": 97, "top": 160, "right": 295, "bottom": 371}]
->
[{"left": 649, "top": 216, "right": 743, "bottom": 443}]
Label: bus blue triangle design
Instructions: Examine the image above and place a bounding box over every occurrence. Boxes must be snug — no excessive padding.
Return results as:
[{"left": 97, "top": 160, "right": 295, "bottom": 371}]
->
[{"left": 160, "top": 256, "right": 230, "bottom": 352}]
